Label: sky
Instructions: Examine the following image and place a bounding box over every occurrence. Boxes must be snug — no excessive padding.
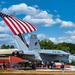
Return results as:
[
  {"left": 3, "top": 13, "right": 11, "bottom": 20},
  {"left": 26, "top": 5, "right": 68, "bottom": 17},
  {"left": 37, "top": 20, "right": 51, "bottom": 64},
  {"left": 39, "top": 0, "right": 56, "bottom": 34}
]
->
[{"left": 0, "top": 0, "right": 75, "bottom": 47}]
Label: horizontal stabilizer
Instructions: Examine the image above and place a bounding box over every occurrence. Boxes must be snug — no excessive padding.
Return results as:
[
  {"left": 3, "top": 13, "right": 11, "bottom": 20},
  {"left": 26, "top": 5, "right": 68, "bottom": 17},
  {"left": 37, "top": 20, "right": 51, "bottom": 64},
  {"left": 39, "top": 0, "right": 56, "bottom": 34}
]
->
[{"left": 39, "top": 50, "right": 69, "bottom": 55}]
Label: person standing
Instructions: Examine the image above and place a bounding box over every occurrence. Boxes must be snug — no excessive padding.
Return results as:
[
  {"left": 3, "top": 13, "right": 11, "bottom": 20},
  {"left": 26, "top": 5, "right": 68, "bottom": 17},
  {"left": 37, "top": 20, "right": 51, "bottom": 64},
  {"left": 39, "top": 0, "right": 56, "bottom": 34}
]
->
[
  {"left": 46, "top": 61, "right": 50, "bottom": 68},
  {"left": 50, "top": 61, "right": 54, "bottom": 69},
  {"left": 61, "top": 62, "right": 65, "bottom": 70},
  {"left": 2, "top": 62, "right": 6, "bottom": 69}
]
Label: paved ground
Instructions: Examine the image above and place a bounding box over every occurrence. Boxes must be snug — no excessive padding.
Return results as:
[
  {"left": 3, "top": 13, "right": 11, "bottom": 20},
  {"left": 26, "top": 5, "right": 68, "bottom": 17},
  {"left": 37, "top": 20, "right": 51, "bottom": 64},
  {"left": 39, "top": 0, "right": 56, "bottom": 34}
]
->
[{"left": 0, "top": 69, "right": 75, "bottom": 75}]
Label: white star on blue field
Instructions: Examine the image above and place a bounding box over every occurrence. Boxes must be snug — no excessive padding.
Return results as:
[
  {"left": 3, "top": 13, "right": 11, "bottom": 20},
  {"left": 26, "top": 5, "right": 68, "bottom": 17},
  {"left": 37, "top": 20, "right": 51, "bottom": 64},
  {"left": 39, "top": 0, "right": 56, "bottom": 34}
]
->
[{"left": 0, "top": 0, "right": 75, "bottom": 47}]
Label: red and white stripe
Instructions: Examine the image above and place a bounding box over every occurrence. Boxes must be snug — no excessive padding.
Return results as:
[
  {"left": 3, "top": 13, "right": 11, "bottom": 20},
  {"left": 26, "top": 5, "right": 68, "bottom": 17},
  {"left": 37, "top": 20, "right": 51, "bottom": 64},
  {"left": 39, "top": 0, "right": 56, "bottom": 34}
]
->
[{"left": 2, "top": 16, "right": 37, "bottom": 35}]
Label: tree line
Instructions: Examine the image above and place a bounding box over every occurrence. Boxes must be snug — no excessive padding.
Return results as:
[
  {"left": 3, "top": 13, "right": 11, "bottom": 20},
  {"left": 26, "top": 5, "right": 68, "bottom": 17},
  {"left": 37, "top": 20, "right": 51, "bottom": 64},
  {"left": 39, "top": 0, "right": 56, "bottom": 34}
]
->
[
  {"left": 0, "top": 39, "right": 75, "bottom": 54},
  {"left": 0, "top": 44, "right": 15, "bottom": 49},
  {"left": 39, "top": 39, "right": 75, "bottom": 54}
]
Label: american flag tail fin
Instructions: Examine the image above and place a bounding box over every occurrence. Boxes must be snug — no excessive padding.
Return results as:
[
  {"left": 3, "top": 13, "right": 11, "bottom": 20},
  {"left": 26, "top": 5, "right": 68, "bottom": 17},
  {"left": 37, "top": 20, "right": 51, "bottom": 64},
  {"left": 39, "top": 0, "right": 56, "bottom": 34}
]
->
[
  {"left": 0, "top": 12, "right": 37, "bottom": 48},
  {"left": 0, "top": 12, "right": 37, "bottom": 35},
  {"left": 18, "top": 34, "right": 29, "bottom": 48}
]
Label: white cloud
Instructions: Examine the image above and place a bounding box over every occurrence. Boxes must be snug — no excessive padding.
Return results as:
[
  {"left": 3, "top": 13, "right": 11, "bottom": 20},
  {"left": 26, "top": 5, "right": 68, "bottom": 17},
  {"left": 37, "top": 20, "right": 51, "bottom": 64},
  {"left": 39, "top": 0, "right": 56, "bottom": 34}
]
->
[
  {"left": 60, "top": 21, "right": 75, "bottom": 28},
  {"left": 0, "top": 20, "right": 10, "bottom": 32},
  {"left": 60, "top": 36, "right": 74, "bottom": 43},
  {"left": 49, "top": 37, "right": 57, "bottom": 43},
  {"left": 1, "top": 1, "right": 6, "bottom": 4},
  {"left": 34, "top": 11, "right": 53, "bottom": 19},
  {"left": 0, "top": 21, "right": 5, "bottom": 26},
  {"left": 33, "top": 5, "right": 39, "bottom": 8},
  {"left": 0, "top": 34, "right": 12, "bottom": 42},
  {"left": 55, "top": 14, "right": 60, "bottom": 18},
  {"left": 0, "top": 26, "right": 10, "bottom": 32},
  {"left": 65, "top": 30, "right": 75, "bottom": 35},
  {"left": 1, "top": 3, "right": 38, "bottom": 15},
  {"left": 0, "top": 34, "right": 10, "bottom": 38},
  {"left": 1, "top": 3, "right": 75, "bottom": 46},
  {"left": 55, "top": 18, "right": 62, "bottom": 23},
  {"left": 23, "top": 10, "right": 57, "bottom": 26},
  {"left": 0, "top": 33, "right": 15, "bottom": 45},
  {"left": 24, "top": 15, "right": 56, "bottom": 26},
  {"left": 37, "top": 34, "right": 46, "bottom": 39},
  {"left": 70, "top": 35, "right": 75, "bottom": 40},
  {"left": 1, "top": 3, "right": 57, "bottom": 27},
  {"left": 49, "top": 35, "right": 75, "bottom": 44},
  {"left": 54, "top": 10, "right": 58, "bottom": 13},
  {"left": 1, "top": 3, "right": 75, "bottom": 28},
  {"left": 48, "top": 30, "right": 75, "bottom": 44},
  {"left": 58, "top": 37, "right": 67, "bottom": 43}
]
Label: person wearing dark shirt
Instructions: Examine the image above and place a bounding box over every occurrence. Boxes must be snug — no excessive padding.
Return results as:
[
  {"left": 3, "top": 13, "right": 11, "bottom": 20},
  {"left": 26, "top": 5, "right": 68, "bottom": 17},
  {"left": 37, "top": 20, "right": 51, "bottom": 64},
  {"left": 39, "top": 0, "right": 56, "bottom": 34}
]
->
[{"left": 3, "top": 62, "right": 6, "bottom": 69}]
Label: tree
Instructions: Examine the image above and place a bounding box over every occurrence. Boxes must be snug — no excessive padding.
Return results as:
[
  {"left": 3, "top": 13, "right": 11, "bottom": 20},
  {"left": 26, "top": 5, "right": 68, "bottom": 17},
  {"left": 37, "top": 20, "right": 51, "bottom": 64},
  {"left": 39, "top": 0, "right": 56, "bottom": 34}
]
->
[
  {"left": 39, "top": 39, "right": 55, "bottom": 49},
  {"left": 1, "top": 44, "right": 15, "bottom": 49},
  {"left": 56, "top": 42, "right": 75, "bottom": 54},
  {"left": 1, "top": 44, "right": 6, "bottom": 49},
  {"left": 39, "top": 39, "right": 75, "bottom": 54},
  {"left": 47, "top": 40, "right": 55, "bottom": 49},
  {"left": 39, "top": 39, "right": 47, "bottom": 49},
  {"left": 10, "top": 45, "right": 15, "bottom": 48}
]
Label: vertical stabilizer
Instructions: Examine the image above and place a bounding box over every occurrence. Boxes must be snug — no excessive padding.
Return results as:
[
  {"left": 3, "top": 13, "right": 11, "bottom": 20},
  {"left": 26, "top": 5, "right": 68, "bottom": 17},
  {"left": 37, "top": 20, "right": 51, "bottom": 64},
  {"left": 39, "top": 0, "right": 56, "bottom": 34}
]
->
[
  {"left": 18, "top": 34, "right": 29, "bottom": 48},
  {"left": 29, "top": 34, "right": 40, "bottom": 50},
  {"left": 13, "top": 35, "right": 28, "bottom": 51}
]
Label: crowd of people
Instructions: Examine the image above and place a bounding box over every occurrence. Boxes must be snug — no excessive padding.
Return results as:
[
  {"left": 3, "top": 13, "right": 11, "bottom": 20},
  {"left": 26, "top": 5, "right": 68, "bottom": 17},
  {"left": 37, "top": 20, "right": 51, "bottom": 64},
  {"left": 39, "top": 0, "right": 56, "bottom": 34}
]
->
[
  {"left": 46, "top": 61, "right": 55, "bottom": 69},
  {"left": 0, "top": 62, "right": 6, "bottom": 69},
  {"left": 0, "top": 61, "right": 65, "bottom": 70},
  {"left": 46, "top": 61, "right": 65, "bottom": 70}
]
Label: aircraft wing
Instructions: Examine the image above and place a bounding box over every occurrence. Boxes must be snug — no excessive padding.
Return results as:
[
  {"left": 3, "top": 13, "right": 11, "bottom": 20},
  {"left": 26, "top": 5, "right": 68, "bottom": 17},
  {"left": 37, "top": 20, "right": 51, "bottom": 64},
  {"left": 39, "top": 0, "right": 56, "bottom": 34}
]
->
[
  {"left": 20, "top": 51, "right": 36, "bottom": 60},
  {"left": 39, "top": 49, "right": 69, "bottom": 55},
  {"left": 0, "top": 49, "right": 35, "bottom": 61},
  {"left": 0, "top": 49, "right": 18, "bottom": 56},
  {"left": 0, "top": 49, "right": 34, "bottom": 56}
]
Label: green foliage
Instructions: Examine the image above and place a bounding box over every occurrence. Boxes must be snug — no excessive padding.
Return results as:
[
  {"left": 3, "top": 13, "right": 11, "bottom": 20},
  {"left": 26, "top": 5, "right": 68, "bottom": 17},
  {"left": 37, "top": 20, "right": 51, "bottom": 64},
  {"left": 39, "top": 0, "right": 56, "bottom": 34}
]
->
[
  {"left": 0, "top": 44, "right": 15, "bottom": 49},
  {"left": 66, "top": 61, "right": 75, "bottom": 65},
  {"left": 39, "top": 39, "right": 75, "bottom": 54},
  {"left": 39, "top": 39, "right": 55, "bottom": 49},
  {"left": 55, "top": 42, "right": 70, "bottom": 51}
]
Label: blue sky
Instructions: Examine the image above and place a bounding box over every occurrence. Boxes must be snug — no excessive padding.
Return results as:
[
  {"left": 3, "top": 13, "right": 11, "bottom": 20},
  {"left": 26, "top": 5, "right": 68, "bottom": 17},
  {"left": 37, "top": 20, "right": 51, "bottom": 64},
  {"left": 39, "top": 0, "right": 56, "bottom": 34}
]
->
[{"left": 0, "top": 0, "right": 75, "bottom": 47}]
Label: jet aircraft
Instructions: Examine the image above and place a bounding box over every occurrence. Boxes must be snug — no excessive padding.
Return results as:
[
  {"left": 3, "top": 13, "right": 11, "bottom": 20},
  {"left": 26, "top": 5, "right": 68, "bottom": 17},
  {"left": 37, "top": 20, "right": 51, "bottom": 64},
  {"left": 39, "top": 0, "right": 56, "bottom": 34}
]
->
[
  {"left": 0, "top": 34, "right": 75, "bottom": 64},
  {"left": 15, "top": 34, "right": 75, "bottom": 63},
  {"left": 0, "top": 12, "right": 75, "bottom": 64}
]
